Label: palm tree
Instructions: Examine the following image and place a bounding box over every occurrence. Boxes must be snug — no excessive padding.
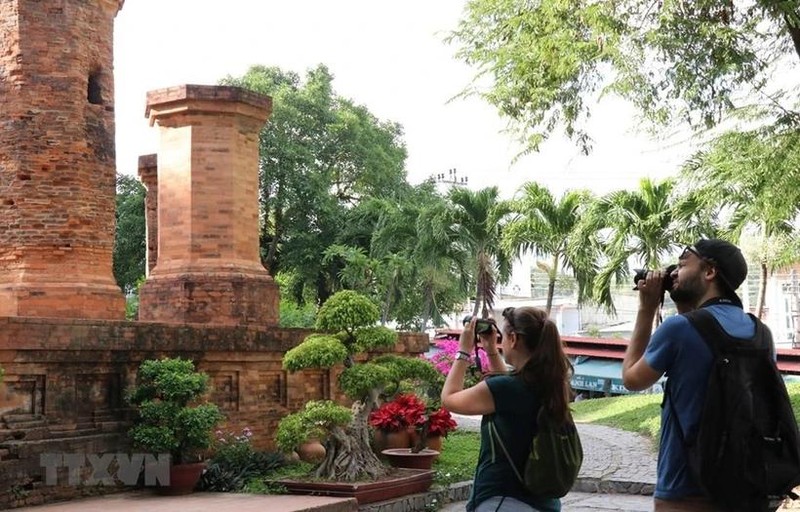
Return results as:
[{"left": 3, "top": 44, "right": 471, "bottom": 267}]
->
[
  {"left": 501, "top": 182, "right": 599, "bottom": 315},
  {"left": 446, "top": 186, "right": 512, "bottom": 318},
  {"left": 584, "top": 177, "right": 711, "bottom": 312},
  {"left": 413, "top": 200, "right": 471, "bottom": 331},
  {"left": 357, "top": 188, "right": 471, "bottom": 331},
  {"left": 680, "top": 129, "right": 800, "bottom": 317}
]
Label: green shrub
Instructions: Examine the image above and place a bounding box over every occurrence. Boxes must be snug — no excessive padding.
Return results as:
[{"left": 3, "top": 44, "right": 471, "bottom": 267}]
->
[{"left": 127, "top": 358, "right": 224, "bottom": 464}]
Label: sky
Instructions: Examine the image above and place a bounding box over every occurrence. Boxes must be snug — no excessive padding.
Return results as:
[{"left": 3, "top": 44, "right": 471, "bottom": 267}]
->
[{"left": 113, "top": 0, "right": 691, "bottom": 199}]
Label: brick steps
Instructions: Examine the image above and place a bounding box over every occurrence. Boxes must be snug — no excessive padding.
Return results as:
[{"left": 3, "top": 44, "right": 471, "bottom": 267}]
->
[{"left": 46, "top": 428, "right": 101, "bottom": 439}]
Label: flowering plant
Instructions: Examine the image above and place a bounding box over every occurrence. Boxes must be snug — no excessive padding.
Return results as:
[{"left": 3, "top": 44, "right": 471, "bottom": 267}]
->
[
  {"left": 426, "top": 337, "right": 490, "bottom": 388},
  {"left": 212, "top": 427, "right": 254, "bottom": 467},
  {"left": 423, "top": 407, "right": 457, "bottom": 437},
  {"left": 368, "top": 393, "right": 426, "bottom": 432}
]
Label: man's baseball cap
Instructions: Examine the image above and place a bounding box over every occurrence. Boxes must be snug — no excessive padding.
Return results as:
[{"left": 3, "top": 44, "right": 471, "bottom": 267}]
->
[{"left": 686, "top": 238, "right": 748, "bottom": 306}]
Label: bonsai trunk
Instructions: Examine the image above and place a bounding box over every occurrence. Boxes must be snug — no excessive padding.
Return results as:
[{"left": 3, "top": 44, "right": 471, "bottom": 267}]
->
[{"left": 314, "top": 401, "right": 387, "bottom": 481}]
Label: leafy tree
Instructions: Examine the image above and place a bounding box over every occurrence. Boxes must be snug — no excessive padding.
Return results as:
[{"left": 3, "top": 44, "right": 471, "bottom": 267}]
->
[
  {"left": 340, "top": 185, "right": 470, "bottom": 331},
  {"left": 680, "top": 128, "right": 800, "bottom": 316},
  {"left": 501, "top": 182, "right": 599, "bottom": 315},
  {"left": 221, "top": 65, "right": 408, "bottom": 304},
  {"left": 113, "top": 174, "right": 146, "bottom": 294},
  {"left": 446, "top": 186, "right": 511, "bottom": 318},
  {"left": 449, "top": 0, "right": 800, "bottom": 153}
]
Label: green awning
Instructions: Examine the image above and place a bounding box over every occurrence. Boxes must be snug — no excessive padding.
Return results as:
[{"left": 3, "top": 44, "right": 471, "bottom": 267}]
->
[{"left": 570, "top": 357, "right": 663, "bottom": 395}]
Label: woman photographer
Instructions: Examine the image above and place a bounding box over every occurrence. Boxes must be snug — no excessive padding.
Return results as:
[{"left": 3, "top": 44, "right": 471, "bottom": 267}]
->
[{"left": 441, "top": 307, "right": 572, "bottom": 512}]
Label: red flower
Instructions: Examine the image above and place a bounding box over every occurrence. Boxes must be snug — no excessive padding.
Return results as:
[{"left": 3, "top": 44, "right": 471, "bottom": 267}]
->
[
  {"left": 426, "top": 407, "right": 457, "bottom": 437},
  {"left": 369, "top": 393, "right": 426, "bottom": 432}
]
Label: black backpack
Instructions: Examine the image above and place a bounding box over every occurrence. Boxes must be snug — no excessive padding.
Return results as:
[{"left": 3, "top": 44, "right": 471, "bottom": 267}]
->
[{"left": 665, "top": 308, "right": 800, "bottom": 511}]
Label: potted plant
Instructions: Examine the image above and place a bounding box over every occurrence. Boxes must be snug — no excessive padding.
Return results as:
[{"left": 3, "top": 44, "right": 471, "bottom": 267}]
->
[
  {"left": 275, "top": 401, "right": 351, "bottom": 463},
  {"left": 368, "top": 393, "right": 426, "bottom": 451},
  {"left": 280, "top": 290, "right": 440, "bottom": 487},
  {"left": 413, "top": 405, "right": 457, "bottom": 453},
  {"left": 127, "top": 357, "right": 224, "bottom": 495},
  {"left": 374, "top": 395, "right": 456, "bottom": 470}
]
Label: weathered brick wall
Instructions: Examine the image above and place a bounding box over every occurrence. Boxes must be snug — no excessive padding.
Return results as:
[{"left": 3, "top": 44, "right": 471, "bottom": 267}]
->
[
  {"left": 0, "top": 0, "right": 125, "bottom": 320},
  {"left": 0, "top": 317, "right": 428, "bottom": 508}
]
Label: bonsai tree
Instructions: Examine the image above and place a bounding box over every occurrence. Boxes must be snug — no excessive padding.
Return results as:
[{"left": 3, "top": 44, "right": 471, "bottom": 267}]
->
[
  {"left": 275, "top": 400, "right": 352, "bottom": 454},
  {"left": 282, "top": 290, "right": 439, "bottom": 481},
  {"left": 127, "top": 357, "right": 224, "bottom": 465}
]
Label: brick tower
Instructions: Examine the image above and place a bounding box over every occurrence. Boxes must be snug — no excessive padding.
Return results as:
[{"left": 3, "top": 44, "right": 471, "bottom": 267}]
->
[
  {"left": 0, "top": 0, "right": 126, "bottom": 319},
  {"left": 137, "top": 85, "right": 280, "bottom": 326}
]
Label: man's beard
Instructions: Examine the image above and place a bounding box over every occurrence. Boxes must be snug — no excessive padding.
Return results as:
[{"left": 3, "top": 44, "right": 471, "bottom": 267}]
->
[{"left": 669, "top": 274, "right": 703, "bottom": 307}]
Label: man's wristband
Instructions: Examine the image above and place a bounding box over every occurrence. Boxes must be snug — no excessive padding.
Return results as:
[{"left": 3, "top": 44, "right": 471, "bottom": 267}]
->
[{"left": 455, "top": 350, "right": 471, "bottom": 362}]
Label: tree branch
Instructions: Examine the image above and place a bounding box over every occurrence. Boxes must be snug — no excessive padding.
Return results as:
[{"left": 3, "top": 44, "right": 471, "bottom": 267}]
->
[{"left": 785, "top": 13, "right": 800, "bottom": 62}]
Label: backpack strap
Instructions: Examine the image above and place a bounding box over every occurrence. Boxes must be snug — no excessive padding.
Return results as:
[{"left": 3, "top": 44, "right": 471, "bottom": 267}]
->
[
  {"left": 682, "top": 308, "right": 723, "bottom": 356},
  {"left": 665, "top": 308, "right": 732, "bottom": 448},
  {"left": 684, "top": 308, "right": 771, "bottom": 354},
  {"left": 487, "top": 417, "right": 526, "bottom": 486},
  {"left": 667, "top": 308, "right": 768, "bottom": 448}
]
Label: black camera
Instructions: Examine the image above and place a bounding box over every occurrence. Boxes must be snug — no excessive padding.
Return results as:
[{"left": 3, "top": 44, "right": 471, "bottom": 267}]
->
[
  {"left": 462, "top": 315, "right": 496, "bottom": 334},
  {"left": 632, "top": 264, "right": 677, "bottom": 292}
]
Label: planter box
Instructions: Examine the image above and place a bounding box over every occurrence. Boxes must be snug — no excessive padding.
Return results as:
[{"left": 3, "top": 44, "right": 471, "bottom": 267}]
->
[{"left": 276, "top": 468, "right": 434, "bottom": 504}]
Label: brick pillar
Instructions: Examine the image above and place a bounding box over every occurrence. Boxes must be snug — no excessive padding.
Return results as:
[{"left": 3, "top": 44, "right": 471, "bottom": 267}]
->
[
  {"left": 138, "top": 154, "right": 158, "bottom": 276},
  {"left": 0, "top": 0, "right": 125, "bottom": 320},
  {"left": 137, "top": 85, "right": 279, "bottom": 326}
]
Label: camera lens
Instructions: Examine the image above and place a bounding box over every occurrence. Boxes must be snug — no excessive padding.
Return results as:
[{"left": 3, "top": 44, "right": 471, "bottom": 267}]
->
[{"left": 632, "top": 267, "right": 676, "bottom": 292}]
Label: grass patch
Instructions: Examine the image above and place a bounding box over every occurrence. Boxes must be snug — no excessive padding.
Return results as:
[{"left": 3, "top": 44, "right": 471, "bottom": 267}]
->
[
  {"left": 572, "top": 393, "right": 662, "bottom": 448},
  {"left": 432, "top": 430, "right": 480, "bottom": 485}
]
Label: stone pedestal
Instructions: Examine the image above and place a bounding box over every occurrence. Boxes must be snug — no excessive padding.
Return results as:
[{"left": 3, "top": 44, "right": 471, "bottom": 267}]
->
[{"left": 138, "top": 85, "right": 278, "bottom": 326}]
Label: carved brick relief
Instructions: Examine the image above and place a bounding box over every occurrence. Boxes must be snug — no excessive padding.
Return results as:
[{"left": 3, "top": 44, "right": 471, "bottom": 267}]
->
[
  {"left": 75, "top": 373, "right": 121, "bottom": 413},
  {"left": 3, "top": 374, "right": 45, "bottom": 415},
  {"left": 211, "top": 371, "right": 240, "bottom": 411}
]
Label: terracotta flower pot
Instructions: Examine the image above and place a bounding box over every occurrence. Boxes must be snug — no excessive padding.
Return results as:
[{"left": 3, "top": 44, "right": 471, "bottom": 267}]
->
[
  {"left": 383, "top": 428, "right": 412, "bottom": 450},
  {"left": 425, "top": 435, "right": 443, "bottom": 453},
  {"left": 158, "top": 462, "right": 205, "bottom": 495},
  {"left": 297, "top": 438, "right": 326, "bottom": 463},
  {"left": 381, "top": 448, "right": 440, "bottom": 470}
]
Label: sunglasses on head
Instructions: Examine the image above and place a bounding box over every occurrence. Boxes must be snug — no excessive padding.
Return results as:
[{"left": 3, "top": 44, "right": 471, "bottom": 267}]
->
[
  {"left": 502, "top": 307, "right": 528, "bottom": 337},
  {"left": 681, "top": 245, "right": 714, "bottom": 266}
]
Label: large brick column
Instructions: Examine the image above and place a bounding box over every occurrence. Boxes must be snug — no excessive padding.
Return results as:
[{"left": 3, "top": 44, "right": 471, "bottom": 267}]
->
[
  {"left": 0, "top": 0, "right": 125, "bottom": 319},
  {"left": 137, "top": 85, "right": 279, "bottom": 326},
  {"left": 138, "top": 154, "right": 158, "bottom": 276}
]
